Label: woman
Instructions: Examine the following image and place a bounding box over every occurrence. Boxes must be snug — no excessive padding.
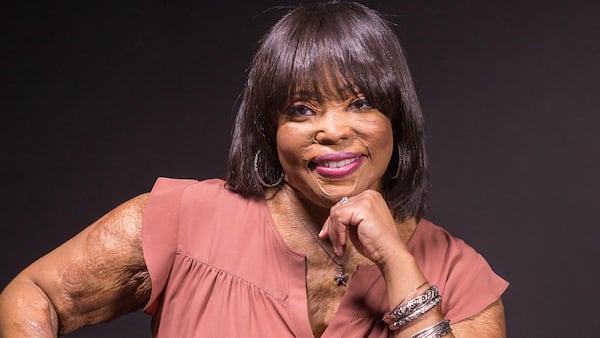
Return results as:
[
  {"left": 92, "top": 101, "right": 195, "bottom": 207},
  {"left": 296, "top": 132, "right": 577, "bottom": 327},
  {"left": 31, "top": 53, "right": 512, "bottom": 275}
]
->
[{"left": 0, "top": 2, "right": 508, "bottom": 337}]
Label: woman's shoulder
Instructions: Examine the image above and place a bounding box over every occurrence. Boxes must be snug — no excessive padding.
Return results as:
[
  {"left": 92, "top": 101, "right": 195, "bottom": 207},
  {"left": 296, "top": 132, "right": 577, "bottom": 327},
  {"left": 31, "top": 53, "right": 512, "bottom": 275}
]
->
[
  {"left": 408, "top": 219, "right": 475, "bottom": 255},
  {"left": 146, "top": 177, "right": 264, "bottom": 219},
  {"left": 147, "top": 177, "right": 229, "bottom": 202},
  {"left": 409, "top": 219, "right": 509, "bottom": 323},
  {"left": 407, "top": 218, "right": 494, "bottom": 279},
  {"left": 151, "top": 177, "right": 225, "bottom": 192}
]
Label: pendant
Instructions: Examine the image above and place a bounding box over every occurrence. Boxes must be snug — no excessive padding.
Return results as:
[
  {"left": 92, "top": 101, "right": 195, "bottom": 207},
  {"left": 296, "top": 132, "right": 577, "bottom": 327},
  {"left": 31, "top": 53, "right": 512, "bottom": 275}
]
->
[{"left": 334, "top": 265, "right": 348, "bottom": 286}]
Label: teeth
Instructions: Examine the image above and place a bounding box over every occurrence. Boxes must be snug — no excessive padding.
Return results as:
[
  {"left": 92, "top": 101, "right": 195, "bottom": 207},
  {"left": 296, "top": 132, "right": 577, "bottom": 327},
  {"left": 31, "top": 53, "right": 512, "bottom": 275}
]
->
[{"left": 322, "top": 158, "right": 357, "bottom": 168}]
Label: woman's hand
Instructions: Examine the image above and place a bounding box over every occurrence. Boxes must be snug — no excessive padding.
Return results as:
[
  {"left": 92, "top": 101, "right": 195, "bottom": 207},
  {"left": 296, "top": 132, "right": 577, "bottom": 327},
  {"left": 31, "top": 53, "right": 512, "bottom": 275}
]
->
[{"left": 319, "top": 190, "right": 408, "bottom": 269}]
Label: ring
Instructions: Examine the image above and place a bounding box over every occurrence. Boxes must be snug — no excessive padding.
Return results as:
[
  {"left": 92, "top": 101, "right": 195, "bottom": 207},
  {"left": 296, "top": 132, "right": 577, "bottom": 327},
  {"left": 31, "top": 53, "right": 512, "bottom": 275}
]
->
[{"left": 339, "top": 196, "right": 349, "bottom": 204}]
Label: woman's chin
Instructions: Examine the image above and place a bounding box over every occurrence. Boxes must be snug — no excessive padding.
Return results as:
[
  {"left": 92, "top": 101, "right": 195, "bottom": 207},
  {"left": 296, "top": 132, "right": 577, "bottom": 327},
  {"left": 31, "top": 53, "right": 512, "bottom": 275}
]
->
[{"left": 314, "top": 180, "right": 360, "bottom": 202}]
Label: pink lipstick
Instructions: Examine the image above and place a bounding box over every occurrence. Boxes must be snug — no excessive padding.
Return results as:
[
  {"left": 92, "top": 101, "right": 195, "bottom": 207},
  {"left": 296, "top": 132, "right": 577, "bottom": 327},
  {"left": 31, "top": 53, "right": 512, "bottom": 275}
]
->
[{"left": 311, "top": 152, "right": 364, "bottom": 178}]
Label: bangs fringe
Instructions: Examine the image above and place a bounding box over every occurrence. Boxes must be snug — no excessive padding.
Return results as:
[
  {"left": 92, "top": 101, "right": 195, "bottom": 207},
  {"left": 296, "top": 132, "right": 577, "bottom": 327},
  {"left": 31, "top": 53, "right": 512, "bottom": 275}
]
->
[{"left": 264, "top": 6, "right": 402, "bottom": 118}]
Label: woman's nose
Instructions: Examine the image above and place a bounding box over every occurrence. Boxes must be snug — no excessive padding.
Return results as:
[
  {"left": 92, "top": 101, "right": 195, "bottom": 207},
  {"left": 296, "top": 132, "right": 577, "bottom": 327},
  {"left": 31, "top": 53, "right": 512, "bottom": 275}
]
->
[{"left": 313, "top": 111, "right": 353, "bottom": 145}]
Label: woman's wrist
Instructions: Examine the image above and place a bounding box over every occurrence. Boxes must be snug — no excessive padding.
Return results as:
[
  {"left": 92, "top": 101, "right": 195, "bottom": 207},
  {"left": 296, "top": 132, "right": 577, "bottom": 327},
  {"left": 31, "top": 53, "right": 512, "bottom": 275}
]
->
[
  {"left": 377, "top": 250, "right": 454, "bottom": 337},
  {"left": 384, "top": 284, "right": 453, "bottom": 337},
  {"left": 377, "top": 244, "right": 418, "bottom": 285}
]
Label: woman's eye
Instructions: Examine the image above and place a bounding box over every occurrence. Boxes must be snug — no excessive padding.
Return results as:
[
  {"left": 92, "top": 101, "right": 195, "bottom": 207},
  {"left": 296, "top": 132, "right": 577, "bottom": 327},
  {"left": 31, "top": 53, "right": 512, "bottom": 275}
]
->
[
  {"left": 287, "top": 104, "right": 314, "bottom": 117},
  {"left": 349, "top": 98, "right": 372, "bottom": 111}
]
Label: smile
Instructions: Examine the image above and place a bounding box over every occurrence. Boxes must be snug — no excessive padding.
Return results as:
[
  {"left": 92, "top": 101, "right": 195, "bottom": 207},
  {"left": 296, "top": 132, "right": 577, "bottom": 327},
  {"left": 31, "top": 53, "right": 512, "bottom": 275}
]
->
[
  {"left": 311, "top": 153, "right": 364, "bottom": 178},
  {"left": 320, "top": 158, "right": 359, "bottom": 168}
]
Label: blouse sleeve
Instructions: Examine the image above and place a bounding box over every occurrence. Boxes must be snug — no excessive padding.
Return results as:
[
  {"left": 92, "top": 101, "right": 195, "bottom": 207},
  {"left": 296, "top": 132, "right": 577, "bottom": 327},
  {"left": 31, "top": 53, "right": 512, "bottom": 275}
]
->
[
  {"left": 142, "top": 177, "right": 198, "bottom": 315},
  {"left": 408, "top": 220, "right": 509, "bottom": 323}
]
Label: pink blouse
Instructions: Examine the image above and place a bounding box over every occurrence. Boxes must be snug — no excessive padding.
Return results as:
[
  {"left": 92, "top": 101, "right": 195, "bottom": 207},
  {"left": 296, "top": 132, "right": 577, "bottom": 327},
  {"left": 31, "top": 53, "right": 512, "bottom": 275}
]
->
[{"left": 142, "top": 178, "right": 508, "bottom": 337}]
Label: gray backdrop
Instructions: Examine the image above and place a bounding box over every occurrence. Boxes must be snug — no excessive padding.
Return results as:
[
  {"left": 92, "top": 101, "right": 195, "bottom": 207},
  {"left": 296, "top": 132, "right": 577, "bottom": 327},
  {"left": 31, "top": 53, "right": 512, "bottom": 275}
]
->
[{"left": 3, "top": 1, "right": 599, "bottom": 337}]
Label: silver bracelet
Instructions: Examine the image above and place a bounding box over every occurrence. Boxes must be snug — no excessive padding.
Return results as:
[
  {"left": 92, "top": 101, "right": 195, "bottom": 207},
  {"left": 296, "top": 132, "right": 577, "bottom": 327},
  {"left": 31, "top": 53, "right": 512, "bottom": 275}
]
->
[
  {"left": 389, "top": 295, "right": 442, "bottom": 330},
  {"left": 410, "top": 319, "right": 452, "bottom": 338},
  {"left": 385, "top": 286, "right": 439, "bottom": 323},
  {"left": 398, "top": 281, "right": 429, "bottom": 307}
]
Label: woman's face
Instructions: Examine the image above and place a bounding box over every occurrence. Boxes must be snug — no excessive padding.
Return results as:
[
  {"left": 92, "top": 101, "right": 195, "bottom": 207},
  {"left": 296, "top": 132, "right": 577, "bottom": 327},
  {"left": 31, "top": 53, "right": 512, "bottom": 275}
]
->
[{"left": 276, "top": 91, "right": 394, "bottom": 207}]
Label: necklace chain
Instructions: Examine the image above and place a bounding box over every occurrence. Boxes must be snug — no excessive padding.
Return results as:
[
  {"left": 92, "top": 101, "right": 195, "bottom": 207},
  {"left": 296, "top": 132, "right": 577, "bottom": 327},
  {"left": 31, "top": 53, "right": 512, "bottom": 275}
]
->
[{"left": 282, "top": 188, "right": 349, "bottom": 286}]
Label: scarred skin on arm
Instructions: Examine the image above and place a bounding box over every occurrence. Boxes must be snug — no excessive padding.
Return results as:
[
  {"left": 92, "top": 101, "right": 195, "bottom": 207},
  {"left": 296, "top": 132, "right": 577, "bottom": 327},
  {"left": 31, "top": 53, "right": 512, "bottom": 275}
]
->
[
  {"left": 0, "top": 194, "right": 152, "bottom": 337},
  {"left": 450, "top": 298, "right": 506, "bottom": 337}
]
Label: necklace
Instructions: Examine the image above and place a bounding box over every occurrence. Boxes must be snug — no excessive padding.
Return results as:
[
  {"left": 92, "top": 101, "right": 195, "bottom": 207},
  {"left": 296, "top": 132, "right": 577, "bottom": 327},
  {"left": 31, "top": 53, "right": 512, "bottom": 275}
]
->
[{"left": 282, "top": 189, "right": 349, "bottom": 286}]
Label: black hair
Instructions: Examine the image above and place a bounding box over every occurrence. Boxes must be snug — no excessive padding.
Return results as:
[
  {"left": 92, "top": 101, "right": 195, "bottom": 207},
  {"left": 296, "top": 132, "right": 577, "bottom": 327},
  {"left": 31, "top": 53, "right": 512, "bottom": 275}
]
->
[{"left": 226, "top": 1, "right": 428, "bottom": 221}]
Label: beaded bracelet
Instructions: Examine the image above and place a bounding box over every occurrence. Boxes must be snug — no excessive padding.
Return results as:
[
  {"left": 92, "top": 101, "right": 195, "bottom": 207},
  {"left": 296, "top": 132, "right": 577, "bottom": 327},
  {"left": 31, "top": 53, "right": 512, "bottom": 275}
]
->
[{"left": 410, "top": 319, "right": 452, "bottom": 338}]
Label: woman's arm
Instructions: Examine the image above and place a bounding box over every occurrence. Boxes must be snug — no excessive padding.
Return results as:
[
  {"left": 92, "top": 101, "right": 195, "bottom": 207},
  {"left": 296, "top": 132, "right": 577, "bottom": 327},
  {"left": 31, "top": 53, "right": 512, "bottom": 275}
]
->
[
  {"left": 451, "top": 298, "right": 506, "bottom": 337},
  {"left": 323, "top": 190, "right": 507, "bottom": 337},
  {"left": 0, "top": 193, "right": 152, "bottom": 337}
]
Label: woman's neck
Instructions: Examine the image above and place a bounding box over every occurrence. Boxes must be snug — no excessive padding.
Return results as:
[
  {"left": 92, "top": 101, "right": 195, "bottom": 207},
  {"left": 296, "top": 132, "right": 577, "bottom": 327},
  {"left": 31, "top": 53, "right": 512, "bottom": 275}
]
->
[
  {"left": 265, "top": 183, "right": 419, "bottom": 245},
  {"left": 267, "top": 184, "right": 330, "bottom": 229}
]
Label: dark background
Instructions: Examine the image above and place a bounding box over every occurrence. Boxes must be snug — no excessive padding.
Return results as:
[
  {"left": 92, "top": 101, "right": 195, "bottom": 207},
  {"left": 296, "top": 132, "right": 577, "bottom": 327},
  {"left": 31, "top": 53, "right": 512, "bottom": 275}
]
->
[{"left": 3, "top": 1, "right": 599, "bottom": 337}]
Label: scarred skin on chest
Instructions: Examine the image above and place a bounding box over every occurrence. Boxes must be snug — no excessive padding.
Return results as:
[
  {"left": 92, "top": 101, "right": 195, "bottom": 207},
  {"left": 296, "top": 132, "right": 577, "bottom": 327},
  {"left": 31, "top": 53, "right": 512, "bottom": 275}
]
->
[
  {"left": 303, "top": 250, "right": 372, "bottom": 337},
  {"left": 267, "top": 194, "right": 369, "bottom": 336},
  {"left": 265, "top": 188, "right": 417, "bottom": 337}
]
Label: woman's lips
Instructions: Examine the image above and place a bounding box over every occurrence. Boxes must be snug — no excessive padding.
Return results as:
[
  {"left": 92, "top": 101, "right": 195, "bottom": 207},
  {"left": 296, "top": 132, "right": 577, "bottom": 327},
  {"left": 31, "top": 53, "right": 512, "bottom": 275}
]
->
[{"left": 311, "top": 152, "right": 364, "bottom": 178}]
